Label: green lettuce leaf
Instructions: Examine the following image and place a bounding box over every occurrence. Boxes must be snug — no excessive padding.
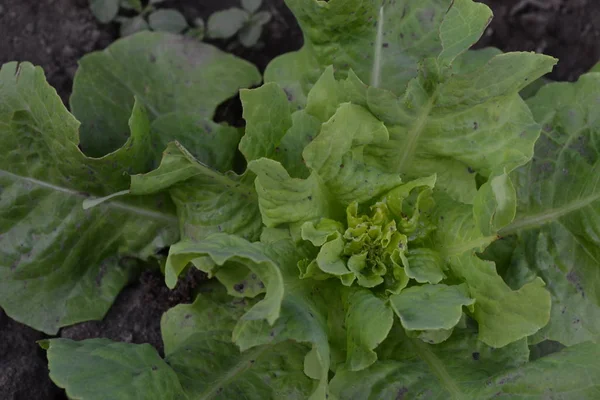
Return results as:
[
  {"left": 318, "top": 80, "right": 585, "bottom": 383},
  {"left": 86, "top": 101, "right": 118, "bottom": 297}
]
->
[
  {"left": 265, "top": 0, "right": 452, "bottom": 106},
  {"left": 330, "top": 323, "right": 600, "bottom": 399},
  {"left": 498, "top": 71, "right": 600, "bottom": 345},
  {"left": 239, "top": 83, "right": 293, "bottom": 163},
  {"left": 345, "top": 288, "right": 394, "bottom": 371},
  {"left": 129, "top": 142, "right": 262, "bottom": 242},
  {"left": 366, "top": 49, "right": 555, "bottom": 195},
  {"left": 389, "top": 284, "right": 474, "bottom": 341},
  {"left": 161, "top": 285, "right": 316, "bottom": 399},
  {"left": 433, "top": 193, "right": 551, "bottom": 347},
  {"left": 164, "top": 229, "right": 334, "bottom": 398},
  {"left": 0, "top": 62, "right": 177, "bottom": 334},
  {"left": 231, "top": 0, "right": 556, "bottom": 357},
  {"left": 233, "top": 230, "right": 333, "bottom": 399},
  {"left": 248, "top": 100, "right": 404, "bottom": 230},
  {"left": 475, "top": 341, "right": 600, "bottom": 399},
  {"left": 41, "top": 338, "right": 187, "bottom": 400},
  {"left": 262, "top": 0, "right": 555, "bottom": 204},
  {"left": 248, "top": 158, "right": 331, "bottom": 229},
  {"left": 71, "top": 31, "right": 260, "bottom": 159},
  {"left": 164, "top": 234, "right": 283, "bottom": 326},
  {"left": 302, "top": 103, "right": 403, "bottom": 205}
]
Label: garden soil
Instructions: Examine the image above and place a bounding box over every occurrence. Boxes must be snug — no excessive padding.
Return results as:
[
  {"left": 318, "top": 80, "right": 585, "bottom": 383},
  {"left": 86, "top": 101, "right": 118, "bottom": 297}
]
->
[{"left": 0, "top": 0, "right": 598, "bottom": 398}]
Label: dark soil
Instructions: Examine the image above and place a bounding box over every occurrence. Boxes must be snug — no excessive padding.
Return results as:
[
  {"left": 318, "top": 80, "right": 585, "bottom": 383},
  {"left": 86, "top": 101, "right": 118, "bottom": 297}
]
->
[
  {"left": 0, "top": 268, "right": 205, "bottom": 400},
  {"left": 0, "top": 310, "right": 65, "bottom": 400},
  {"left": 0, "top": 0, "right": 116, "bottom": 105},
  {"left": 475, "top": 0, "right": 600, "bottom": 81},
  {"left": 169, "top": 0, "right": 303, "bottom": 73},
  {"left": 1, "top": 0, "right": 599, "bottom": 399},
  {"left": 61, "top": 268, "right": 207, "bottom": 357}
]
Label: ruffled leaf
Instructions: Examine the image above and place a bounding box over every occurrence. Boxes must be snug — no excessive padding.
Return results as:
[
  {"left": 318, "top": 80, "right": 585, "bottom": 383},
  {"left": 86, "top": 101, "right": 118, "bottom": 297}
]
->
[
  {"left": 164, "top": 234, "right": 283, "bottom": 325},
  {"left": 0, "top": 63, "right": 177, "bottom": 334}
]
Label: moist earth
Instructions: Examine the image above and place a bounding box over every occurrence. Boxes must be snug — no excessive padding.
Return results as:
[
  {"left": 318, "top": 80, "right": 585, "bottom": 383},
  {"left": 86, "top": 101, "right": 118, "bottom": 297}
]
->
[
  {"left": 476, "top": 0, "right": 600, "bottom": 81},
  {"left": 0, "top": 0, "right": 599, "bottom": 399}
]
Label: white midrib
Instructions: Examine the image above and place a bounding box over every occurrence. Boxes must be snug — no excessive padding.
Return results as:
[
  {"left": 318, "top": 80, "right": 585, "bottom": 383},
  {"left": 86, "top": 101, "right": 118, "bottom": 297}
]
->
[
  {"left": 370, "top": 6, "right": 385, "bottom": 88},
  {"left": 396, "top": 93, "right": 437, "bottom": 173},
  {"left": 500, "top": 192, "right": 600, "bottom": 236},
  {"left": 368, "top": 3, "right": 435, "bottom": 173},
  {"left": 0, "top": 169, "right": 177, "bottom": 224}
]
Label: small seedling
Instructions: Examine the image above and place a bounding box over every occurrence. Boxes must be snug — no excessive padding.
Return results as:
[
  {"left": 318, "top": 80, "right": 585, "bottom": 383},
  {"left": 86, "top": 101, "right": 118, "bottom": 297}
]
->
[
  {"left": 186, "top": 18, "right": 206, "bottom": 41},
  {"left": 89, "top": 0, "right": 189, "bottom": 37},
  {"left": 207, "top": 0, "right": 272, "bottom": 47}
]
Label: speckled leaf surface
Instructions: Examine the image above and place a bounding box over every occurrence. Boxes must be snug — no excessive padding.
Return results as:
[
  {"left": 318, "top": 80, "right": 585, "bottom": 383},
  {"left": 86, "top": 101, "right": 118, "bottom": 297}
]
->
[
  {"left": 71, "top": 31, "right": 260, "bottom": 157},
  {"left": 0, "top": 62, "right": 177, "bottom": 334},
  {"left": 498, "top": 72, "right": 600, "bottom": 345},
  {"left": 330, "top": 324, "right": 600, "bottom": 399},
  {"left": 266, "top": 0, "right": 452, "bottom": 106},
  {"left": 129, "top": 142, "right": 262, "bottom": 243},
  {"left": 161, "top": 286, "right": 316, "bottom": 400}
]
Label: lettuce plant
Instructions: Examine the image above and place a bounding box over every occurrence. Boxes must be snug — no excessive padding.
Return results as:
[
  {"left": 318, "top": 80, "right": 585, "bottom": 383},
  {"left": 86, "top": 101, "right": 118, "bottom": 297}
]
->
[{"left": 2, "top": 0, "right": 600, "bottom": 399}]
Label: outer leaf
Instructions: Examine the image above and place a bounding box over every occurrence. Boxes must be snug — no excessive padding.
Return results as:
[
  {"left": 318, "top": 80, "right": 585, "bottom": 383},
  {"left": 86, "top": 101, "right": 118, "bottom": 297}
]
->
[
  {"left": 367, "top": 51, "right": 555, "bottom": 194},
  {"left": 276, "top": 110, "right": 322, "bottom": 178},
  {"left": 397, "top": 156, "right": 478, "bottom": 204},
  {"left": 330, "top": 323, "right": 530, "bottom": 399},
  {"left": 451, "top": 253, "right": 550, "bottom": 348},
  {"left": 0, "top": 63, "right": 177, "bottom": 334},
  {"left": 332, "top": 325, "right": 600, "bottom": 399},
  {"left": 164, "top": 230, "right": 333, "bottom": 399},
  {"left": 475, "top": 341, "right": 600, "bottom": 399},
  {"left": 507, "top": 231, "right": 600, "bottom": 346},
  {"left": 207, "top": 8, "right": 249, "bottom": 39},
  {"left": 150, "top": 114, "right": 241, "bottom": 172},
  {"left": 305, "top": 66, "right": 349, "bottom": 123},
  {"left": 499, "top": 72, "right": 600, "bottom": 345},
  {"left": 232, "top": 230, "right": 336, "bottom": 399},
  {"left": 148, "top": 9, "right": 188, "bottom": 34},
  {"left": 71, "top": 31, "right": 260, "bottom": 157},
  {"left": 437, "top": 0, "right": 492, "bottom": 65},
  {"left": 434, "top": 194, "right": 551, "bottom": 347},
  {"left": 240, "top": 83, "right": 293, "bottom": 163},
  {"left": 265, "top": 0, "right": 452, "bottom": 106},
  {"left": 242, "top": 67, "right": 345, "bottom": 178},
  {"left": 267, "top": 0, "right": 554, "bottom": 201},
  {"left": 130, "top": 142, "right": 262, "bottom": 242},
  {"left": 164, "top": 233, "right": 284, "bottom": 325},
  {"left": 42, "top": 339, "right": 186, "bottom": 400},
  {"left": 162, "top": 286, "right": 315, "bottom": 400},
  {"left": 90, "top": 0, "right": 120, "bottom": 23},
  {"left": 390, "top": 284, "right": 474, "bottom": 334},
  {"left": 345, "top": 289, "right": 393, "bottom": 371}
]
